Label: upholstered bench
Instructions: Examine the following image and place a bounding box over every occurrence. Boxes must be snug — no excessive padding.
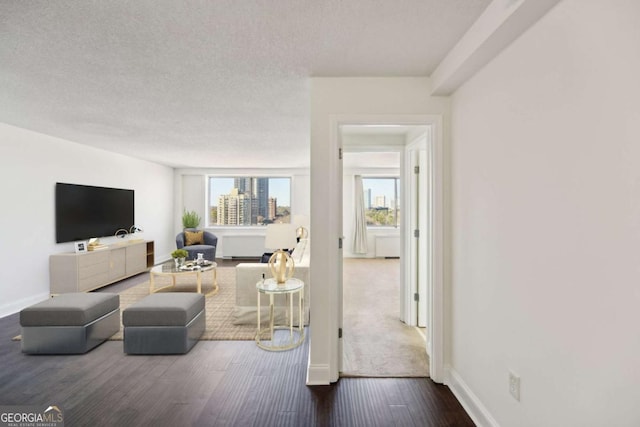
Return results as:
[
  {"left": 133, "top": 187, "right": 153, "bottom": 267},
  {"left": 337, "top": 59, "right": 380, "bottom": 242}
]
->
[
  {"left": 122, "top": 293, "right": 205, "bottom": 354},
  {"left": 20, "top": 293, "right": 120, "bottom": 354}
]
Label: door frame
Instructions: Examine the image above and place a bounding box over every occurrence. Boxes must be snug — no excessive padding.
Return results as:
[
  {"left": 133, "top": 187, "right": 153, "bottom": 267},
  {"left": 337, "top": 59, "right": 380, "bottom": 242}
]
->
[{"left": 329, "top": 114, "right": 445, "bottom": 382}]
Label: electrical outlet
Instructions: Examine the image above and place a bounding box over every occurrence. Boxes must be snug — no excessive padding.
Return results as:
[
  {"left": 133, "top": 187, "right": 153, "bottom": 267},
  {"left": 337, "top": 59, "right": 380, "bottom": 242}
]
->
[{"left": 509, "top": 371, "right": 520, "bottom": 401}]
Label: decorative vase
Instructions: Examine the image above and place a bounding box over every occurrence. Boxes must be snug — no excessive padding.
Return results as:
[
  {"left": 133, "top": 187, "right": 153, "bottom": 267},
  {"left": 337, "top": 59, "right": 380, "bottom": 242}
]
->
[
  {"left": 268, "top": 250, "right": 295, "bottom": 284},
  {"left": 174, "top": 257, "right": 186, "bottom": 268}
]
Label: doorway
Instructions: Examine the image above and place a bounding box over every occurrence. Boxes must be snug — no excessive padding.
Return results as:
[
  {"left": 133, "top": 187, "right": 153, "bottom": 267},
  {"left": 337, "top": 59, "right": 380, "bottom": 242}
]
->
[
  {"left": 340, "top": 126, "right": 430, "bottom": 377},
  {"left": 321, "top": 115, "right": 445, "bottom": 384}
]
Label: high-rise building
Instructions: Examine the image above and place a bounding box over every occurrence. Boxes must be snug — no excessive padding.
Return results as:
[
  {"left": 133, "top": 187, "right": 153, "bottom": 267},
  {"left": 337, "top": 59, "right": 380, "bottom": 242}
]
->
[
  {"left": 375, "top": 195, "right": 386, "bottom": 208},
  {"left": 231, "top": 177, "right": 269, "bottom": 224},
  {"left": 256, "top": 178, "right": 269, "bottom": 220},
  {"left": 365, "top": 188, "right": 372, "bottom": 209},
  {"left": 217, "top": 188, "right": 251, "bottom": 225},
  {"left": 233, "top": 178, "right": 252, "bottom": 195},
  {"left": 268, "top": 197, "right": 277, "bottom": 220}
]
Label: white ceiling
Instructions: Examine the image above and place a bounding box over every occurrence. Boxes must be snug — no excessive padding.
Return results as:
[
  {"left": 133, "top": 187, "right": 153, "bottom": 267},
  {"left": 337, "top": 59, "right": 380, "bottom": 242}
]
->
[{"left": 0, "top": 0, "right": 490, "bottom": 168}]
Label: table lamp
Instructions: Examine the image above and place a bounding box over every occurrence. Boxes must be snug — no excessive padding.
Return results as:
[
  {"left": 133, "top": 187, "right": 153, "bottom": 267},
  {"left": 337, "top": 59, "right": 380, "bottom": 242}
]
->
[{"left": 264, "top": 223, "right": 297, "bottom": 284}]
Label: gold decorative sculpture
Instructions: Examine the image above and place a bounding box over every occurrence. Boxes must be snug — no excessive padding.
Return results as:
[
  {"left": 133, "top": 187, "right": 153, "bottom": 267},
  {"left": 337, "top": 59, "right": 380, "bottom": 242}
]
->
[{"left": 264, "top": 223, "right": 297, "bottom": 285}]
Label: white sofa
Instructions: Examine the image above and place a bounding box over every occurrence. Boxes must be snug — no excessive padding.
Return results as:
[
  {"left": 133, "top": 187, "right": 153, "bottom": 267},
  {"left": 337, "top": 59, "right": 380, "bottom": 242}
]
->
[{"left": 233, "top": 238, "right": 310, "bottom": 325}]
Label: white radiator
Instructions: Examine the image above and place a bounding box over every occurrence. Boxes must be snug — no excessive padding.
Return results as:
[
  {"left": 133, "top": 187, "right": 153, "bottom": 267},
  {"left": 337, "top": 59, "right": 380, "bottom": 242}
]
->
[
  {"left": 375, "top": 235, "right": 400, "bottom": 258},
  {"left": 222, "top": 235, "right": 265, "bottom": 258}
]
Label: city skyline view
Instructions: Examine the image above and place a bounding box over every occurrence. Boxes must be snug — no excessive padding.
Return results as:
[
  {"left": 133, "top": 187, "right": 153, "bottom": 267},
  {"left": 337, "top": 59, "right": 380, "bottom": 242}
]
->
[
  {"left": 209, "top": 177, "right": 291, "bottom": 208},
  {"left": 362, "top": 177, "right": 400, "bottom": 208},
  {"left": 207, "top": 176, "right": 399, "bottom": 226},
  {"left": 209, "top": 176, "right": 291, "bottom": 226},
  {"left": 362, "top": 177, "right": 400, "bottom": 227}
]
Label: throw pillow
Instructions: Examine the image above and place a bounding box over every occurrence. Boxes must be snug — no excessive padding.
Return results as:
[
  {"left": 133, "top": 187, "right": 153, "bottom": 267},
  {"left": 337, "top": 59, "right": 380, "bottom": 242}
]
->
[{"left": 184, "top": 230, "right": 204, "bottom": 246}]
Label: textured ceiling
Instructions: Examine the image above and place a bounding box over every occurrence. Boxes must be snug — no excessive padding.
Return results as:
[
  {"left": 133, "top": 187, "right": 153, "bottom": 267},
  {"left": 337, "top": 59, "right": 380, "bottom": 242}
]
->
[{"left": 0, "top": 0, "right": 490, "bottom": 168}]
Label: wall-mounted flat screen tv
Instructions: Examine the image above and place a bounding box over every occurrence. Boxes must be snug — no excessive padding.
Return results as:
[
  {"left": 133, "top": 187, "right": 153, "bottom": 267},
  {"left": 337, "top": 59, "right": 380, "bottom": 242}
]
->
[{"left": 55, "top": 183, "right": 134, "bottom": 243}]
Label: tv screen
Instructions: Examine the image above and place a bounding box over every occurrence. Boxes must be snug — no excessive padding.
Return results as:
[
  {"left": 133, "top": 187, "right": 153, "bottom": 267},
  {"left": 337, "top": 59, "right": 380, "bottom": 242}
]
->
[{"left": 55, "top": 183, "right": 134, "bottom": 243}]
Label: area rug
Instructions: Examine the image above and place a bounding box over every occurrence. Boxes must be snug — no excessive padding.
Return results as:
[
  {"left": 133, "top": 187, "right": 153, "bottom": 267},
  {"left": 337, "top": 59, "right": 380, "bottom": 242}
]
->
[{"left": 112, "top": 267, "right": 256, "bottom": 340}]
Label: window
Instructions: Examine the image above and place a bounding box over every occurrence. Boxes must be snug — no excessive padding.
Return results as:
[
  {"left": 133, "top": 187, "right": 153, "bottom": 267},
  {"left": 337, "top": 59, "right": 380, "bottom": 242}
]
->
[
  {"left": 208, "top": 177, "right": 291, "bottom": 226},
  {"left": 362, "top": 177, "right": 400, "bottom": 227}
]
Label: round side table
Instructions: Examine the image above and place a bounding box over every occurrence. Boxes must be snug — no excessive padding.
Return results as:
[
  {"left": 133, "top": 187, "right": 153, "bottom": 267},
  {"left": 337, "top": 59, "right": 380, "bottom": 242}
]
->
[{"left": 256, "top": 277, "right": 305, "bottom": 351}]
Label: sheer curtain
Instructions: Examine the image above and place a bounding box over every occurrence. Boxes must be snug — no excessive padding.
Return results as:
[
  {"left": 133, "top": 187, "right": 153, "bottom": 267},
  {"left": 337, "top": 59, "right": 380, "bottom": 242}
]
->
[{"left": 353, "top": 175, "right": 368, "bottom": 254}]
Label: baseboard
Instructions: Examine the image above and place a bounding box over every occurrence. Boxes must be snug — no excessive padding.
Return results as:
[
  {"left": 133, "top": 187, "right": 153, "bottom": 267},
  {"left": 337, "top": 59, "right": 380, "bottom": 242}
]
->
[
  {"left": 446, "top": 367, "right": 500, "bottom": 427},
  {"left": 0, "top": 292, "right": 50, "bottom": 319}
]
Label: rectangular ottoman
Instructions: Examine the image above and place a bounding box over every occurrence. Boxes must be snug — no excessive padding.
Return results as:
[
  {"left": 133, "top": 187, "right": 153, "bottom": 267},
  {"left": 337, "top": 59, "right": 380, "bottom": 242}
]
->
[
  {"left": 20, "top": 293, "right": 120, "bottom": 354},
  {"left": 123, "top": 293, "right": 205, "bottom": 354}
]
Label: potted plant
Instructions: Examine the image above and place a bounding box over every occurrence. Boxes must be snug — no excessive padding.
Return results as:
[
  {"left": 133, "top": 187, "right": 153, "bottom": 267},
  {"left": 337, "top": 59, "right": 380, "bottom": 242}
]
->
[
  {"left": 171, "top": 249, "right": 188, "bottom": 268},
  {"left": 182, "top": 210, "right": 201, "bottom": 229}
]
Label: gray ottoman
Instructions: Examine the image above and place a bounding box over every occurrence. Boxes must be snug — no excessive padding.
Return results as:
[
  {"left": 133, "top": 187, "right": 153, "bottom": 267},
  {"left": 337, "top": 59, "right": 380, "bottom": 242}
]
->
[
  {"left": 123, "top": 293, "right": 205, "bottom": 354},
  {"left": 20, "top": 293, "right": 120, "bottom": 354}
]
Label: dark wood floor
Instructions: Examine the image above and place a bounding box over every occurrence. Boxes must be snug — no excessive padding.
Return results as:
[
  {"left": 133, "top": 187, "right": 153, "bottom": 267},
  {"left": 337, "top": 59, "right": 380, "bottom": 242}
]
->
[{"left": 0, "top": 262, "right": 474, "bottom": 426}]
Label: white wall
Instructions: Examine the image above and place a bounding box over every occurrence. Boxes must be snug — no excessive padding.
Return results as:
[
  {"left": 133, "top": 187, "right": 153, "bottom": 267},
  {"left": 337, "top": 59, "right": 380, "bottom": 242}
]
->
[
  {"left": 0, "top": 124, "right": 175, "bottom": 317},
  {"left": 450, "top": 0, "right": 640, "bottom": 425},
  {"left": 310, "top": 77, "right": 450, "bottom": 383},
  {"left": 173, "top": 168, "right": 310, "bottom": 257}
]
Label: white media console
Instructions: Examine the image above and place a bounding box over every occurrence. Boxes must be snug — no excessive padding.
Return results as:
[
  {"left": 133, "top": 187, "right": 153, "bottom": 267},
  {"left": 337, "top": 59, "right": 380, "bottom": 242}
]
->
[{"left": 49, "top": 240, "right": 154, "bottom": 294}]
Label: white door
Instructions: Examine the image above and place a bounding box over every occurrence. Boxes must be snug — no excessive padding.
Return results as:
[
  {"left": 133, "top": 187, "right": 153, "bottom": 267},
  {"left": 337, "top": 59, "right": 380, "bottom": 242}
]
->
[
  {"left": 417, "top": 148, "right": 429, "bottom": 327},
  {"left": 337, "top": 140, "right": 344, "bottom": 373},
  {"left": 406, "top": 139, "right": 429, "bottom": 328}
]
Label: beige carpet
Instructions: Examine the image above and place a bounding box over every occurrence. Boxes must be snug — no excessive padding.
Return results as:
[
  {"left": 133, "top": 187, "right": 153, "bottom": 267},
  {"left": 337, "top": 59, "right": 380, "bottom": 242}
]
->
[
  {"left": 342, "top": 258, "right": 429, "bottom": 378},
  {"left": 111, "top": 266, "right": 256, "bottom": 340}
]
